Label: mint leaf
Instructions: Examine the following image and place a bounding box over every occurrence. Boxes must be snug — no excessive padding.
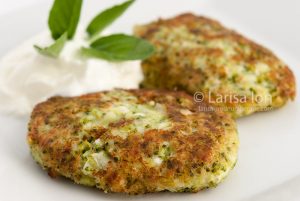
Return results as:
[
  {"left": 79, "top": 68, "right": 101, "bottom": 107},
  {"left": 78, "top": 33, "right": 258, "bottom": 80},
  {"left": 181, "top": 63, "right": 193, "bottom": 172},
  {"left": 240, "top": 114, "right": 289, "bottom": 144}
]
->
[
  {"left": 81, "top": 34, "right": 155, "bottom": 61},
  {"left": 34, "top": 32, "right": 68, "bottom": 58},
  {"left": 86, "top": 0, "right": 134, "bottom": 38},
  {"left": 48, "top": 0, "right": 82, "bottom": 40}
]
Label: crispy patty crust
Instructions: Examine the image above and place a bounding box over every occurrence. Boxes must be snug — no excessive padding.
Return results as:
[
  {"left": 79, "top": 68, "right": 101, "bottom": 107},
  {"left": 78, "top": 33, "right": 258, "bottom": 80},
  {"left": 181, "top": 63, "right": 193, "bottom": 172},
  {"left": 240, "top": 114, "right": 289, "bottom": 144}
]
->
[
  {"left": 27, "top": 89, "right": 238, "bottom": 194},
  {"left": 134, "top": 13, "right": 296, "bottom": 118}
]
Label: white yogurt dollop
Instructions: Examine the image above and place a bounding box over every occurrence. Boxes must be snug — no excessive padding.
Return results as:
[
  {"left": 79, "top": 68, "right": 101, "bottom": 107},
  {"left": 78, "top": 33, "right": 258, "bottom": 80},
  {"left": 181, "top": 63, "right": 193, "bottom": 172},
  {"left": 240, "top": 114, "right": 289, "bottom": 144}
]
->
[{"left": 0, "top": 31, "right": 143, "bottom": 116}]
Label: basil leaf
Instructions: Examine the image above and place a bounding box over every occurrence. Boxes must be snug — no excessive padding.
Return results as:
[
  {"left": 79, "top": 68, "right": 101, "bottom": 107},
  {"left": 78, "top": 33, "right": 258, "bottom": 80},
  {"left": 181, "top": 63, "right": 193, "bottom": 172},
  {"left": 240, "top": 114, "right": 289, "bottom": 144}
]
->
[
  {"left": 86, "top": 0, "right": 134, "bottom": 38},
  {"left": 81, "top": 34, "right": 154, "bottom": 61},
  {"left": 34, "top": 32, "right": 68, "bottom": 58},
  {"left": 48, "top": 0, "right": 82, "bottom": 40}
]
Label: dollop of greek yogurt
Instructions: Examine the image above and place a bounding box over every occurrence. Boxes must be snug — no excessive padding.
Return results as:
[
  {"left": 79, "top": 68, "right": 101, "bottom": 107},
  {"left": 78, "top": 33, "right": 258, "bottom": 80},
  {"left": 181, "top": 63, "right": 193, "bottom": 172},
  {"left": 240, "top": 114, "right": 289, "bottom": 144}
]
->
[{"left": 0, "top": 30, "right": 143, "bottom": 116}]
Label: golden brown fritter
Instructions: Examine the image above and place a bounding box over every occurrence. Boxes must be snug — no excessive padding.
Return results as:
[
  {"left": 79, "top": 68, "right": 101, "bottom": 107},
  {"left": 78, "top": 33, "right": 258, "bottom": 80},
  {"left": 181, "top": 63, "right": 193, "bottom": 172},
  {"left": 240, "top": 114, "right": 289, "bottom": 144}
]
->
[
  {"left": 27, "top": 89, "right": 238, "bottom": 194},
  {"left": 134, "top": 13, "right": 296, "bottom": 118}
]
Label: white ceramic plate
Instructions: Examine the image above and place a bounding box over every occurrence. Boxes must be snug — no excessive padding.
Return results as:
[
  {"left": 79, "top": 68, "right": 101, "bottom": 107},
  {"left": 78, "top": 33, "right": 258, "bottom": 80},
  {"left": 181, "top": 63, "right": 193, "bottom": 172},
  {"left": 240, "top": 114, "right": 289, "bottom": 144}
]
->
[{"left": 0, "top": 0, "right": 300, "bottom": 201}]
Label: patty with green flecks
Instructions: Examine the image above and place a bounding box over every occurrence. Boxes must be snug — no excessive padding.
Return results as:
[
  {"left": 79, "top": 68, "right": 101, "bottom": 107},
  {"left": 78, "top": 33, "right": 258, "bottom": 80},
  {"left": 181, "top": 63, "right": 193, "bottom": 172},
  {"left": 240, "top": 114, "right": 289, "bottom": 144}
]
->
[
  {"left": 27, "top": 89, "right": 238, "bottom": 194},
  {"left": 134, "top": 13, "right": 296, "bottom": 118}
]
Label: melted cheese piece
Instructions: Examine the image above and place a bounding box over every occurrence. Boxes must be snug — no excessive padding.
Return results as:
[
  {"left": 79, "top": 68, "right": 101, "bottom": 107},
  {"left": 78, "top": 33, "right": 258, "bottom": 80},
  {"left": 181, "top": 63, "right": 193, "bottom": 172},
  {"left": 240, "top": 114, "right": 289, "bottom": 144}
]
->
[{"left": 79, "top": 92, "right": 172, "bottom": 139}]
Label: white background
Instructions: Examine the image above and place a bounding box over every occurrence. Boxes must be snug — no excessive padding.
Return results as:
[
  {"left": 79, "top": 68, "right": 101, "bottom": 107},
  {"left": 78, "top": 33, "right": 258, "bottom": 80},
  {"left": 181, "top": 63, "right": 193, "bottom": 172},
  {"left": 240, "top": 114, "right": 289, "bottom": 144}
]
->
[{"left": 0, "top": 0, "right": 40, "bottom": 15}]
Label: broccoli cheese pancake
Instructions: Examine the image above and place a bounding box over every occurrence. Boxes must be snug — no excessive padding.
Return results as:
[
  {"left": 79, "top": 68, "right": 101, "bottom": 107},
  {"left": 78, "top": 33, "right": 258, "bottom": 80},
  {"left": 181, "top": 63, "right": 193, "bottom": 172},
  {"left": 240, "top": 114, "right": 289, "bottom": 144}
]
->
[
  {"left": 27, "top": 89, "right": 238, "bottom": 194},
  {"left": 134, "top": 13, "right": 296, "bottom": 118}
]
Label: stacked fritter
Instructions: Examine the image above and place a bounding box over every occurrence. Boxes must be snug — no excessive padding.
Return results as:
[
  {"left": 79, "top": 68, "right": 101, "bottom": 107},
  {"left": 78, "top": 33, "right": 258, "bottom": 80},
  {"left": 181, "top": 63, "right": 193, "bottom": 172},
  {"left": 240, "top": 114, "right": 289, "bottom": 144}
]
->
[
  {"left": 135, "top": 13, "right": 296, "bottom": 118},
  {"left": 28, "top": 89, "right": 238, "bottom": 194}
]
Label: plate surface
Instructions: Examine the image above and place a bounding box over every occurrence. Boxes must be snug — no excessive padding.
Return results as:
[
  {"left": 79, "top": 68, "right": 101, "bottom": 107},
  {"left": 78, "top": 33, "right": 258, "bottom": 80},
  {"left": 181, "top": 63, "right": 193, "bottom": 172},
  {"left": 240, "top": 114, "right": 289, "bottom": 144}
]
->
[{"left": 0, "top": 0, "right": 300, "bottom": 201}]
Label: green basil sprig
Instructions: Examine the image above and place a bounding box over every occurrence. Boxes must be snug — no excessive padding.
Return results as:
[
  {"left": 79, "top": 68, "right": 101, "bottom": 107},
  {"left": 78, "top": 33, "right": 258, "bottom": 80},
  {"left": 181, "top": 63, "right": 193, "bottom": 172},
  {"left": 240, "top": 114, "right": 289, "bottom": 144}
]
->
[
  {"left": 82, "top": 34, "right": 154, "bottom": 61},
  {"left": 48, "top": 0, "right": 82, "bottom": 39},
  {"left": 86, "top": 0, "right": 134, "bottom": 39},
  {"left": 34, "top": 0, "right": 82, "bottom": 58},
  {"left": 34, "top": 32, "right": 68, "bottom": 58},
  {"left": 34, "top": 0, "right": 155, "bottom": 61}
]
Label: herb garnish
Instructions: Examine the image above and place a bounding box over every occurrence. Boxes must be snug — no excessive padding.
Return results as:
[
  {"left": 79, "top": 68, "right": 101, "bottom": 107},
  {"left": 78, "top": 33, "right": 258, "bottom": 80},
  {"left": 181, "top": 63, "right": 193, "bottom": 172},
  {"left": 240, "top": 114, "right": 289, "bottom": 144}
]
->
[
  {"left": 34, "top": 32, "right": 68, "bottom": 58},
  {"left": 34, "top": 0, "right": 154, "bottom": 61},
  {"left": 82, "top": 34, "right": 155, "bottom": 61},
  {"left": 86, "top": 0, "right": 134, "bottom": 39},
  {"left": 48, "top": 0, "right": 82, "bottom": 39}
]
